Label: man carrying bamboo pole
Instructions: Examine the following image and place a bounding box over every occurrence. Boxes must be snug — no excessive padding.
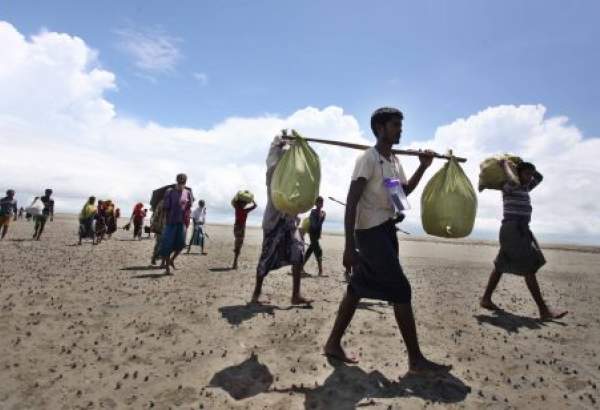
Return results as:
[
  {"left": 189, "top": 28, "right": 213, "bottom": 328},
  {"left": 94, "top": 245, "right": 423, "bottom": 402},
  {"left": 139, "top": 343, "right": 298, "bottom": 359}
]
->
[{"left": 324, "top": 107, "right": 451, "bottom": 374}]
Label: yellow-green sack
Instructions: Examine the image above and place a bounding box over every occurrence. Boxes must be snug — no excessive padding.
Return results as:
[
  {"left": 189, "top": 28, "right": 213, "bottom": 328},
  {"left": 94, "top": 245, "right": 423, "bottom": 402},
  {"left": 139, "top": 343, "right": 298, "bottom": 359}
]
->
[
  {"left": 421, "top": 158, "right": 477, "bottom": 238},
  {"left": 478, "top": 154, "right": 522, "bottom": 192},
  {"left": 270, "top": 131, "right": 321, "bottom": 216},
  {"left": 233, "top": 190, "right": 254, "bottom": 204},
  {"left": 301, "top": 217, "right": 311, "bottom": 232}
]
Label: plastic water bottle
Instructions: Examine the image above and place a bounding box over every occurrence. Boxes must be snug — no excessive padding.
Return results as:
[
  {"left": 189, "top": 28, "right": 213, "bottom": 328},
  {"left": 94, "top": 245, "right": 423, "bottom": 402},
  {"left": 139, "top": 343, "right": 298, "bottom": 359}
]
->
[{"left": 384, "top": 178, "right": 410, "bottom": 212}]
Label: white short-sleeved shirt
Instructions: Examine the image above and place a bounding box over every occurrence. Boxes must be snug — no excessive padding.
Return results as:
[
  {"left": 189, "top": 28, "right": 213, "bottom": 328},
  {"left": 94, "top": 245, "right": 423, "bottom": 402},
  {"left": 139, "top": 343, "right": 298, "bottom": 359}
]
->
[
  {"left": 192, "top": 206, "right": 206, "bottom": 224},
  {"left": 352, "top": 147, "right": 408, "bottom": 230}
]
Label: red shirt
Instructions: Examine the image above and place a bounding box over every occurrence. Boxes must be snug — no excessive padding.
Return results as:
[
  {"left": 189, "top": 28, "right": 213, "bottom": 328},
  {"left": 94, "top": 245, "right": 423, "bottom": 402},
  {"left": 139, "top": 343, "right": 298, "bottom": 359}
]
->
[{"left": 234, "top": 206, "right": 250, "bottom": 227}]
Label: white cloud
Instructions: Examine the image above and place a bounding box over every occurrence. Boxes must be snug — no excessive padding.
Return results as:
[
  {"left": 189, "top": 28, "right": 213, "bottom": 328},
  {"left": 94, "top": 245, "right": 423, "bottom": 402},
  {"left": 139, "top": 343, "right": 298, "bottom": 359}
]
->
[
  {"left": 115, "top": 25, "right": 181, "bottom": 74},
  {"left": 1, "top": 21, "right": 599, "bottom": 244},
  {"left": 402, "top": 105, "right": 600, "bottom": 242},
  {"left": 193, "top": 72, "right": 208, "bottom": 86}
]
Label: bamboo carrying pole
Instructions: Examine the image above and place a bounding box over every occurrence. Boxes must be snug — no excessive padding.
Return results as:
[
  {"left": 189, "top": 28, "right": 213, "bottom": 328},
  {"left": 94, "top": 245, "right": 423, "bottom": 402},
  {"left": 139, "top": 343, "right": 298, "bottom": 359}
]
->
[{"left": 282, "top": 135, "right": 467, "bottom": 163}]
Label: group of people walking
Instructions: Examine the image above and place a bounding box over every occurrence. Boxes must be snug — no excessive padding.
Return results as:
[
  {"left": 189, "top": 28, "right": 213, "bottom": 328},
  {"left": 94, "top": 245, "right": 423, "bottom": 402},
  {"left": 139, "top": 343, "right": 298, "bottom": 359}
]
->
[
  {"left": 0, "top": 189, "right": 54, "bottom": 241},
  {"left": 77, "top": 197, "right": 121, "bottom": 245},
  {"left": 226, "top": 107, "right": 567, "bottom": 375},
  {"left": 1, "top": 106, "right": 568, "bottom": 376}
]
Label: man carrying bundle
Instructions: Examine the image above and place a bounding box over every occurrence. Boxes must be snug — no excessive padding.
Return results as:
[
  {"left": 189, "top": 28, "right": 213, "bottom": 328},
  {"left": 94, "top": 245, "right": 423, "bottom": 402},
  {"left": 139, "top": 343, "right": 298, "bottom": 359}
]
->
[
  {"left": 251, "top": 135, "right": 312, "bottom": 305},
  {"left": 188, "top": 199, "right": 207, "bottom": 255},
  {"left": 324, "top": 107, "right": 451, "bottom": 374},
  {"left": 33, "top": 189, "right": 54, "bottom": 241},
  {"left": 480, "top": 160, "right": 567, "bottom": 320}
]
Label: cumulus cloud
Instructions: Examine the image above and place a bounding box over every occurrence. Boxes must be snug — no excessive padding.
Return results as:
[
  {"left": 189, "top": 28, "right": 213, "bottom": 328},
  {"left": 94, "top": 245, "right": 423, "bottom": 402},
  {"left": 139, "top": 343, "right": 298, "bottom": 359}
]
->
[
  {"left": 1, "top": 21, "right": 598, "bottom": 244},
  {"left": 402, "top": 105, "right": 600, "bottom": 242},
  {"left": 115, "top": 25, "right": 181, "bottom": 74}
]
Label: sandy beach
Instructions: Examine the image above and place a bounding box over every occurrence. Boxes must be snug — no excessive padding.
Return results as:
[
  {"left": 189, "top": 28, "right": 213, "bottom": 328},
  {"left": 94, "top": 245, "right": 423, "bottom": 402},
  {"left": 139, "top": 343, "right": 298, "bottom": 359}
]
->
[{"left": 1, "top": 214, "right": 599, "bottom": 409}]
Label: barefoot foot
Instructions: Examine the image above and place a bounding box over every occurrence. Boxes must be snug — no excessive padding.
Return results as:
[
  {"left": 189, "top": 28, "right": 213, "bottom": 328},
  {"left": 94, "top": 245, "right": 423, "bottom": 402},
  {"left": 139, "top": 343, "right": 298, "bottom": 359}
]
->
[
  {"left": 408, "top": 357, "right": 452, "bottom": 375},
  {"left": 324, "top": 343, "right": 358, "bottom": 364},
  {"left": 480, "top": 298, "right": 501, "bottom": 311},
  {"left": 250, "top": 293, "right": 270, "bottom": 305},
  {"left": 540, "top": 308, "right": 568, "bottom": 321},
  {"left": 291, "top": 295, "right": 313, "bottom": 305}
]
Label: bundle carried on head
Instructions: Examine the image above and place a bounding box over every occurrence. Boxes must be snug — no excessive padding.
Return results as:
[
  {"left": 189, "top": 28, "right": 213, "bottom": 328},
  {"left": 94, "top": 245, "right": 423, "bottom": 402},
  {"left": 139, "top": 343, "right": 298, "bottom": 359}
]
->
[
  {"left": 232, "top": 190, "right": 254, "bottom": 205},
  {"left": 478, "top": 154, "right": 522, "bottom": 192}
]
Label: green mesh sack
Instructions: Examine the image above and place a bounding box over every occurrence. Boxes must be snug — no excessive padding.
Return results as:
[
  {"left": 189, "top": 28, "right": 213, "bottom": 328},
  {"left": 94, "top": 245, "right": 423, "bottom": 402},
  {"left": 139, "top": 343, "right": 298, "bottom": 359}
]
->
[
  {"left": 478, "top": 154, "right": 522, "bottom": 192},
  {"left": 233, "top": 190, "right": 254, "bottom": 204},
  {"left": 421, "top": 158, "right": 477, "bottom": 238},
  {"left": 270, "top": 131, "right": 321, "bottom": 216}
]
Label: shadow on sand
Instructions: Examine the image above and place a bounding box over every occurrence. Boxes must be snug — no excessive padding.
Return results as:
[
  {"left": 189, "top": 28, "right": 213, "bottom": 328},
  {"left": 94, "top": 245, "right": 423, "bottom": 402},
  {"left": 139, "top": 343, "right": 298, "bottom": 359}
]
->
[
  {"left": 209, "top": 267, "right": 234, "bottom": 273},
  {"left": 209, "top": 353, "right": 274, "bottom": 400},
  {"left": 357, "top": 301, "right": 390, "bottom": 313},
  {"left": 120, "top": 265, "right": 169, "bottom": 279},
  {"left": 209, "top": 355, "right": 470, "bottom": 409},
  {"left": 130, "top": 272, "right": 171, "bottom": 279},
  {"left": 474, "top": 309, "right": 567, "bottom": 333},
  {"left": 219, "top": 303, "right": 313, "bottom": 326},
  {"left": 120, "top": 265, "right": 163, "bottom": 271}
]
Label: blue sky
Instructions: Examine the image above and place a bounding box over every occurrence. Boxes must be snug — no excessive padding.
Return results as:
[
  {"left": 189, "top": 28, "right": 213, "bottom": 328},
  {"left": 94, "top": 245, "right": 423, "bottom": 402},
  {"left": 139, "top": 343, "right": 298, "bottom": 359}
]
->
[
  {"left": 2, "top": 2, "right": 600, "bottom": 244},
  {"left": 3, "top": 0, "right": 599, "bottom": 143}
]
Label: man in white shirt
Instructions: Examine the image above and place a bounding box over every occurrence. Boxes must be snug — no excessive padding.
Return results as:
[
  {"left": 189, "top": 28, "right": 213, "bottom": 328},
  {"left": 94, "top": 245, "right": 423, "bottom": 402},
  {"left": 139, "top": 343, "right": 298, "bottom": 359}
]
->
[
  {"left": 187, "top": 200, "right": 207, "bottom": 255},
  {"left": 324, "top": 107, "right": 451, "bottom": 375}
]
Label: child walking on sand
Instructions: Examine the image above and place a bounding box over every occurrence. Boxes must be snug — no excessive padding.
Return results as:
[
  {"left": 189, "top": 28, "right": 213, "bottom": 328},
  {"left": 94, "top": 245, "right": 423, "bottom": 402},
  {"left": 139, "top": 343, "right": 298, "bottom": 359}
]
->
[{"left": 232, "top": 198, "right": 257, "bottom": 269}]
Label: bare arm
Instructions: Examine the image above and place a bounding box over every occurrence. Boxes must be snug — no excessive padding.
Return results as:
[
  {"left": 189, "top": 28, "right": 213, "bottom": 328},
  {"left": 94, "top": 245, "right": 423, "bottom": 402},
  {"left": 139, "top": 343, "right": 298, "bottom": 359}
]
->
[
  {"left": 402, "top": 150, "right": 434, "bottom": 195},
  {"left": 343, "top": 178, "right": 367, "bottom": 269},
  {"left": 529, "top": 170, "right": 544, "bottom": 191},
  {"left": 502, "top": 160, "right": 519, "bottom": 183},
  {"left": 403, "top": 164, "right": 429, "bottom": 195}
]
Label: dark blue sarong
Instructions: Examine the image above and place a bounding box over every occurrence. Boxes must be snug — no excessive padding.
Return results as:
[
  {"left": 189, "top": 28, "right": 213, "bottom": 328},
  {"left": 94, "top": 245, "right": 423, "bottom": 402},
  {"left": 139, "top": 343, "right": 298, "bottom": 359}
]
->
[{"left": 349, "top": 220, "right": 412, "bottom": 304}]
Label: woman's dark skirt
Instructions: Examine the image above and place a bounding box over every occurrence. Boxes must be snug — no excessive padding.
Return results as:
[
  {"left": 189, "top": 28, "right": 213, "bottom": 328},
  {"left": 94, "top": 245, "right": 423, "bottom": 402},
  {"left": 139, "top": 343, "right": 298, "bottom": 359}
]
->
[{"left": 494, "top": 220, "right": 546, "bottom": 276}]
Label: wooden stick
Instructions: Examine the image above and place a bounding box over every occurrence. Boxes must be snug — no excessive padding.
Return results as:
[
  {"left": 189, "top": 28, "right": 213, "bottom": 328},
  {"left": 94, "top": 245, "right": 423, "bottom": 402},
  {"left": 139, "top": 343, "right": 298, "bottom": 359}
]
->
[{"left": 282, "top": 135, "right": 466, "bottom": 163}]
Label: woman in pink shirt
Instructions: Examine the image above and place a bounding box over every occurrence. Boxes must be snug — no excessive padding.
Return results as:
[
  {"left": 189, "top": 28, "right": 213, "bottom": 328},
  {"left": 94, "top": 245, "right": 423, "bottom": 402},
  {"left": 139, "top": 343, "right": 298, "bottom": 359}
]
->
[{"left": 159, "top": 174, "right": 193, "bottom": 275}]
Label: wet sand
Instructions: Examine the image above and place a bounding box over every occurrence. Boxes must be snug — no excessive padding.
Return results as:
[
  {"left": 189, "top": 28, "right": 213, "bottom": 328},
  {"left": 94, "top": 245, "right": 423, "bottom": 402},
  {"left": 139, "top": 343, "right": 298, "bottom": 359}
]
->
[{"left": 0, "top": 215, "right": 599, "bottom": 409}]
